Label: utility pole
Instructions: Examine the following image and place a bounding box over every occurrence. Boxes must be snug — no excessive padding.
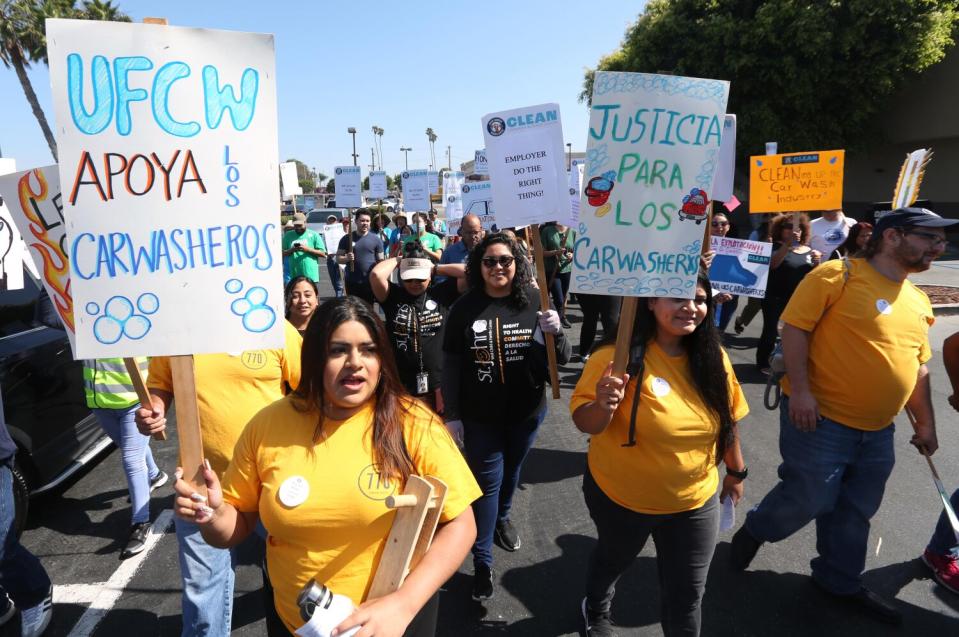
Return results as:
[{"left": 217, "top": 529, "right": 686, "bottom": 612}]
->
[{"left": 348, "top": 127, "right": 358, "bottom": 166}]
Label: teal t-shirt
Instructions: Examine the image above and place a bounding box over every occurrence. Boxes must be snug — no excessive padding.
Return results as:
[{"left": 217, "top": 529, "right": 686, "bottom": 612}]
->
[
  {"left": 540, "top": 224, "right": 575, "bottom": 274},
  {"left": 282, "top": 229, "right": 326, "bottom": 281},
  {"left": 401, "top": 232, "right": 443, "bottom": 256}
]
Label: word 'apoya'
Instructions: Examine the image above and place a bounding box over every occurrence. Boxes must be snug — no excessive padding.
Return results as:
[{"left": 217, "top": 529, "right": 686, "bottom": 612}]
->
[
  {"left": 590, "top": 105, "right": 722, "bottom": 148},
  {"left": 66, "top": 54, "right": 259, "bottom": 137},
  {"left": 69, "top": 150, "right": 206, "bottom": 205}
]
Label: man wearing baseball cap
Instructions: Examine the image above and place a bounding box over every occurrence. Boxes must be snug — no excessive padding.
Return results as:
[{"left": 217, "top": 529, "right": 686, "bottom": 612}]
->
[
  {"left": 732, "top": 207, "right": 956, "bottom": 625},
  {"left": 281, "top": 212, "right": 327, "bottom": 283}
]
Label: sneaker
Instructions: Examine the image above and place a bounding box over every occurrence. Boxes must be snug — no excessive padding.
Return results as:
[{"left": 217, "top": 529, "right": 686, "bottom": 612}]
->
[
  {"left": 149, "top": 470, "right": 169, "bottom": 492},
  {"left": 734, "top": 317, "right": 745, "bottom": 335},
  {"left": 0, "top": 594, "right": 14, "bottom": 626},
  {"left": 581, "top": 598, "right": 615, "bottom": 637},
  {"left": 922, "top": 548, "right": 959, "bottom": 595},
  {"left": 561, "top": 317, "right": 572, "bottom": 329},
  {"left": 19, "top": 590, "right": 52, "bottom": 637},
  {"left": 494, "top": 520, "right": 521, "bottom": 552},
  {"left": 471, "top": 564, "right": 494, "bottom": 601},
  {"left": 730, "top": 526, "right": 762, "bottom": 571},
  {"left": 120, "top": 521, "right": 151, "bottom": 560},
  {"left": 813, "top": 581, "right": 902, "bottom": 626}
]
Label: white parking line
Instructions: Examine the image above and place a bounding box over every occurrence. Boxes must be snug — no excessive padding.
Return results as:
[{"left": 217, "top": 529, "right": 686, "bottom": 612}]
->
[{"left": 66, "top": 510, "right": 174, "bottom": 637}]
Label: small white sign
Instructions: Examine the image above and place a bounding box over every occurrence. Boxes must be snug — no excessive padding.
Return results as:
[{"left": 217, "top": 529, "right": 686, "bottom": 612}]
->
[
  {"left": 427, "top": 170, "right": 439, "bottom": 195},
  {"left": 334, "top": 166, "right": 362, "bottom": 208},
  {"left": 708, "top": 236, "right": 772, "bottom": 299},
  {"left": 482, "top": 102, "right": 570, "bottom": 228},
  {"left": 442, "top": 171, "right": 465, "bottom": 220},
  {"left": 369, "top": 171, "right": 388, "bottom": 199},
  {"left": 280, "top": 161, "right": 302, "bottom": 198},
  {"left": 402, "top": 169, "right": 430, "bottom": 211},
  {"left": 712, "top": 115, "right": 736, "bottom": 203},
  {"left": 474, "top": 149, "right": 488, "bottom": 175},
  {"left": 569, "top": 159, "right": 584, "bottom": 226}
]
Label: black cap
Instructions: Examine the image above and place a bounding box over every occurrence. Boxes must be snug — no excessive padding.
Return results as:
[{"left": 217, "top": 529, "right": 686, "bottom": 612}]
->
[{"left": 874, "top": 207, "right": 958, "bottom": 234}]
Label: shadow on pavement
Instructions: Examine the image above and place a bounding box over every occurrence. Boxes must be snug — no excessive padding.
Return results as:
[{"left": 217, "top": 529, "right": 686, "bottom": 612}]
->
[{"left": 518, "top": 447, "right": 586, "bottom": 487}]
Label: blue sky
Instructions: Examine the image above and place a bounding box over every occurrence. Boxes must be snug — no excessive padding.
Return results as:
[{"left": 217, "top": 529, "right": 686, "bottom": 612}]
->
[{"left": 0, "top": 0, "right": 644, "bottom": 178}]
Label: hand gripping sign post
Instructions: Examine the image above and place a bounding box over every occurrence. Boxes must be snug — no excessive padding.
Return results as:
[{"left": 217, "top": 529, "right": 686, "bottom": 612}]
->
[
  {"left": 47, "top": 17, "right": 281, "bottom": 491},
  {"left": 572, "top": 72, "right": 729, "bottom": 375},
  {"left": 482, "top": 102, "right": 570, "bottom": 398}
]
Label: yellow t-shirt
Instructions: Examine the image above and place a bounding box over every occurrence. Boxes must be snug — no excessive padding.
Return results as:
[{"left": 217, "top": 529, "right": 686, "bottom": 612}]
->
[
  {"left": 220, "top": 397, "right": 481, "bottom": 632},
  {"left": 780, "top": 258, "right": 934, "bottom": 431},
  {"left": 570, "top": 342, "right": 748, "bottom": 514},
  {"left": 147, "top": 321, "right": 302, "bottom": 474}
]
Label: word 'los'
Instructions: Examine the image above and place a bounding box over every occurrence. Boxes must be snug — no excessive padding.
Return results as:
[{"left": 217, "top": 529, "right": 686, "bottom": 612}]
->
[
  {"left": 69, "top": 150, "right": 206, "bottom": 205},
  {"left": 590, "top": 105, "right": 722, "bottom": 148},
  {"left": 66, "top": 54, "right": 259, "bottom": 137}
]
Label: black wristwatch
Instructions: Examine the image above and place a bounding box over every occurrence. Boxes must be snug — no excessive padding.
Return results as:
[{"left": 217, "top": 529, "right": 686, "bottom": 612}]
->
[{"left": 726, "top": 466, "right": 748, "bottom": 480}]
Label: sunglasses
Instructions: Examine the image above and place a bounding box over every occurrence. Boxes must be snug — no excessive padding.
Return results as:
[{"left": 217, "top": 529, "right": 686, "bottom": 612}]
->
[
  {"left": 903, "top": 229, "right": 948, "bottom": 248},
  {"left": 481, "top": 256, "right": 515, "bottom": 268}
]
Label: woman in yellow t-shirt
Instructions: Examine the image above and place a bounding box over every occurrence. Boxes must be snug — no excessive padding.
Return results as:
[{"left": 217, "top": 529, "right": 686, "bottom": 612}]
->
[
  {"left": 571, "top": 271, "right": 749, "bottom": 637},
  {"left": 172, "top": 296, "right": 480, "bottom": 637}
]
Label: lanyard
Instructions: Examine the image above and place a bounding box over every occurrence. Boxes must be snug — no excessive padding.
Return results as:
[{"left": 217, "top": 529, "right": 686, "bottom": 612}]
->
[{"left": 406, "top": 301, "right": 425, "bottom": 374}]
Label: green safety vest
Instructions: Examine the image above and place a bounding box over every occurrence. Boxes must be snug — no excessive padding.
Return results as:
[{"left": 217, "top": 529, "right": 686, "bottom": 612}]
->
[{"left": 83, "top": 357, "right": 149, "bottom": 410}]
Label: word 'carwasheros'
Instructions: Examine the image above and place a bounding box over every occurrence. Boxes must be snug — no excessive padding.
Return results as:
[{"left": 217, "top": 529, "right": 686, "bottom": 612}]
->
[
  {"left": 575, "top": 237, "right": 699, "bottom": 275},
  {"left": 71, "top": 223, "right": 275, "bottom": 279}
]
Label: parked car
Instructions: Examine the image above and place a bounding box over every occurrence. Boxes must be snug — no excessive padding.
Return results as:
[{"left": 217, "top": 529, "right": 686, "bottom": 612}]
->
[
  {"left": 1, "top": 266, "right": 110, "bottom": 538},
  {"left": 305, "top": 208, "right": 350, "bottom": 233}
]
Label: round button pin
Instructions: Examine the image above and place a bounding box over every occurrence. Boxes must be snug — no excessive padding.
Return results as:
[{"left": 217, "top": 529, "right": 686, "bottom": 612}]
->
[
  {"left": 651, "top": 377, "right": 671, "bottom": 397},
  {"left": 278, "top": 476, "right": 310, "bottom": 508}
]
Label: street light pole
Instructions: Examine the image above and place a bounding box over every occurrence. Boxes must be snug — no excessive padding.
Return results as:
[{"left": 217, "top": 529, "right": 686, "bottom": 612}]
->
[
  {"left": 400, "top": 147, "right": 411, "bottom": 171},
  {"left": 447, "top": 145, "right": 451, "bottom": 171},
  {"left": 370, "top": 147, "right": 376, "bottom": 171},
  {"left": 566, "top": 143, "right": 572, "bottom": 170},
  {"left": 347, "top": 127, "right": 358, "bottom": 166}
]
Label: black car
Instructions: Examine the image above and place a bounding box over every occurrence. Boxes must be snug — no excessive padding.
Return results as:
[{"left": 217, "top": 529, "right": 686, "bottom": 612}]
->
[{"left": 1, "top": 265, "right": 109, "bottom": 538}]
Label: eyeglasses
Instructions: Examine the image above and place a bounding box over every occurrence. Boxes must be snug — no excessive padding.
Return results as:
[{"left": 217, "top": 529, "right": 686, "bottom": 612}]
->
[
  {"left": 711, "top": 221, "right": 729, "bottom": 227},
  {"left": 903, "top": 230, "right": 948, "bottom": 248},
  {"left": 481, "top": 256, "right": 515, "bottom": 268}
]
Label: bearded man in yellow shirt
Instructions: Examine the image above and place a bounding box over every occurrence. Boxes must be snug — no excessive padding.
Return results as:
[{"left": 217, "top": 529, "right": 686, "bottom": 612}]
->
[{"left": 731, "top": 207, "right": 957, "bottom": 626}]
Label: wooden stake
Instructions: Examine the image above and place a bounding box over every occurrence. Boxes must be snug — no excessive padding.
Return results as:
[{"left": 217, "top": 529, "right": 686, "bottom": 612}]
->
[
  {"left": 611, "top": 297, "right": 638, "bottom": 377},
  {"left": 703, "top": 201, "right": 714, "bottom": 256},
  {"left": 124, "top": 358, "right": 165, "bottom": 441},
  {"left": 170, "top": 355, "right": 206, "bottom": 496},
  {"left": 529, "top": 224, "right": 561, "bottom": 399}
]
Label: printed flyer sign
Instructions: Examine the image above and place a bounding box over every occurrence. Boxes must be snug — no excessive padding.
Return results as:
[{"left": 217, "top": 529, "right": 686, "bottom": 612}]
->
[
  {"left": 47, "top": 19, "right": 281, "bottom": 358},
  {"left": 0, "top": 165, "right": 76, "bottom": 350},
  {"left": 442, "top": 170, "right": 465, "bottom": 220},
  {"left": 569, "top": 159, "right": 584, "bottom": 226},
  {"left": 482, "top": 103, "right": 569, "bottom": 227},
  {"left": 474, "top": 149, "right": 488, "bottom": 175},
  {"left": 427, "top": 170, "right": 439, "bottom": 195},
  {"left": 369, "top": 170, "right": 388, "bottom": 199},
  {"left": 334, "top": 165, "right": 362, "bottom": 208},
  {"left": 402, "top": 169, "right": 430, "bottom": 211},
  {"left": 279, "top": 161, "right": 301, "bottom": 198},
  {"left": 708, "top": 236, "right": 771, "bottom": 298},
  {"left": 712, "top": 114, "right": 736, "bottom": 203},
  {"left": 0, "top": 158, "right": 28, "bottom": 291},
  {"left": 572, "top": 71, "right": 730, "bottom": 298},
  {"left": 749, "top": 150, "right": 844, "bottom": 213}
]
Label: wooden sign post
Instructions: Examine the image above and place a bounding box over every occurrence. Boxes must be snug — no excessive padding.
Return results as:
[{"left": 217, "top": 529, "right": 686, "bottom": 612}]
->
[{"left": 528, "top": 224, "right": 561, "bottom": 398}]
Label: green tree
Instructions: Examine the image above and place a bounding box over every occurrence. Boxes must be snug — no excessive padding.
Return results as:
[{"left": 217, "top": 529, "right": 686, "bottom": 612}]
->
[
  {"left": 326, "top": 178, "right": 335, "bottom": 193},
  {"left": 393, "top": 173, "right": 403, "bottom": 191},
  {"left": 284, "top": 157, "right": 316, "bottom": 192},
  {"left": 0, "top": 0, "right": 130, "bottom": 161},
  {"left": 583, "top": 0, "right": 959, "bottom": 168}
]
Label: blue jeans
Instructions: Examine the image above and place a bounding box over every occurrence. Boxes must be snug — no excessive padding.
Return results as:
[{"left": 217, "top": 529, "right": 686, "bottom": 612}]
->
[
  {"left": 927, "top": 488, "right": 959, "bottom": 556},
  {"left": 714, "top": 295, "right": 739, "bottom": 332},
  {"left": 0, "top": 465, "right": 51, "bottom": 607},
  {"left": 93, "top": 406, "right": 160, "bottom": 525},
  {"left": 464, "top": 406, "right": 546, "bottom": 569},
  {"left": 744, "top": 396, "right": 895, "bottom": 594},
  {"left": 326, "top": 257, "right": 344, "bottom": 298}
]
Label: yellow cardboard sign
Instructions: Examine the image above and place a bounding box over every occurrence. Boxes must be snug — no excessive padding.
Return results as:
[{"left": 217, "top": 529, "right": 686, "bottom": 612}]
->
[{"left": 749, "top": 150, "right": 844, "bottom": 213}]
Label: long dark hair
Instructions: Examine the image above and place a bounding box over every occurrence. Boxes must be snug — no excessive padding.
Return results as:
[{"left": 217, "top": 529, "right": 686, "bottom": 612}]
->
[
  {"left": 465, "top": 232, "right": 533, "bottom": 309},
  {"left": 293, "top": 297, "right": 416, "bottom": 482},
  {"left": 838, "top": 221, "right": 872, "bottom": 257},
  {"left": 284, "top": 276, "right": 319, "bottom": 319},
  {"left": 610, "top": 271, "right": 735, "bottom": 463}
]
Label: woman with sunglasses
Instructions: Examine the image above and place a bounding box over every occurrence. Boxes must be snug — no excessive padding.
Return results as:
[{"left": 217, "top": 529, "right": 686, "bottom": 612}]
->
[
  {"left": 172, "top": 297, "right": 481, "bottom": 637},
  {"left": 708, "top": 212, "right": 738, "bottom": 333},
  {"left": 441, "top": 233, "right": 571, "bottom": 601},
  {"left": 571, "top": 271, "right": 749, "bottom": 637},
  {"left": 757, "top": 213, "right": 821, "bottom": 373},
  {"left": 370, "top": 241, "right": 468, "bottom": 413}
]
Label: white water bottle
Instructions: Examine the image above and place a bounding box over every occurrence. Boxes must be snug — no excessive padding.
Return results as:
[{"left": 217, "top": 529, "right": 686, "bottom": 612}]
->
[{"left": 294, "top": 580, "right": 360, "bottom": 637}]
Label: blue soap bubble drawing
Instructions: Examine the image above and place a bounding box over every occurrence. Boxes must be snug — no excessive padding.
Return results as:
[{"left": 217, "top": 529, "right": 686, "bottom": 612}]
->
[
  {"left": 224, "top": 280, "right": 276, "bottom": 334},
  {"left": 86, "top": 292, "right": 160, "bottom": 345}
]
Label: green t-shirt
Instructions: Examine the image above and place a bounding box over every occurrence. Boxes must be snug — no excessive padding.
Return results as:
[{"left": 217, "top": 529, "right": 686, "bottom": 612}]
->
[
  {"left": 282, "top": 229, "right": 326, "bottom": 282},
  {"left": 540, "top": 224, "right": 575, "bottom": 274},
  {"left": 401, "top": 232, "right": 443, "bottom": 256}
]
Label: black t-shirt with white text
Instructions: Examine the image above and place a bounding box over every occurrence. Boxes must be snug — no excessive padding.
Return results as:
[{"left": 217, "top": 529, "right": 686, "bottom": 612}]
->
[{"left": 382, "top": 278, "right": 460, "bottom": 395}]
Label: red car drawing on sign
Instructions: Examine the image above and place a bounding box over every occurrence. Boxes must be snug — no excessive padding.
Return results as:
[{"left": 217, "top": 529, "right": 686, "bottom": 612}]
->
[{"left": 679, "top": 188, "right": 710, "bottom": 224}]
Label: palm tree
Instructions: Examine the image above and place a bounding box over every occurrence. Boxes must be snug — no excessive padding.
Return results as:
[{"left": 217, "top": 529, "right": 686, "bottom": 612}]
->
[{"left": 0, "top": 0, "right": 129, "bottom": 161}]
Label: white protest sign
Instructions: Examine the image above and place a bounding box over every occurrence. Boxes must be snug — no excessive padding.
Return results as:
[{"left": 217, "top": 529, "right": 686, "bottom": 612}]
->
[
  {"left": 0, "top": 165, "right": 76, "bottom": 350},
  {"left": 47, "top": 19, "right": 281, "bottom": 358},
  {"left": 322, "top": 222, "right": 346, "bottom": 260},
  {"left": 402, "top": 169, "right": 430, "bottom": 211},
  {"left": 708, "top": 236, "right": 771, "bottom": 298},
  {"left": 279, "top": 161, "right": 301, "bottom": 198},
  {"left": 474, "top": 149, "right": 488, "bottom": 175},
  {"left": 442, "top": 170, "right": 465, "bottom": 220},
  {"left": 482, "top": 103, "right": 569, "bottom": 227},
  {"left": 427, "top": 170, "right": 439, "bottom": 195},
  {"left": 0, "top": 158, "right": 27, "bottom": 291},
  {"left": 334, "top": 166, "right": 362, "bottom": 208},
  {"left": 568, "top": 159, "right": 584, "bottom": 226},
  {"left": 460, "top": 180, "right": 495, "bottom": 218},
  {"left": 712, "top": 114, "right": 736, "bottom": 203},
  {"left": 571, "top": 71, "right": 729, "bottom": 298},
  {"left": 369, "top": 170, "right": 388, "bottom": 199}
]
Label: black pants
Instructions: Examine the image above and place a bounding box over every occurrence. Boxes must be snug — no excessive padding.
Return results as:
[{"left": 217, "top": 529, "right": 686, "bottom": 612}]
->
[
  {"left": 577, "top": 294, "right": 621, "bottom": 357},
  {"left": 583, "top": 469, "right": 719, "bottom": 637},
  {"left": 757, "top": 295, "right": 788, "bottom": 368},
  {"left": 345, "top": 279, "right": 376, "bottom": 307},
  {"left": 273, "top": 590, "right": 440, "bottom": 636}
]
